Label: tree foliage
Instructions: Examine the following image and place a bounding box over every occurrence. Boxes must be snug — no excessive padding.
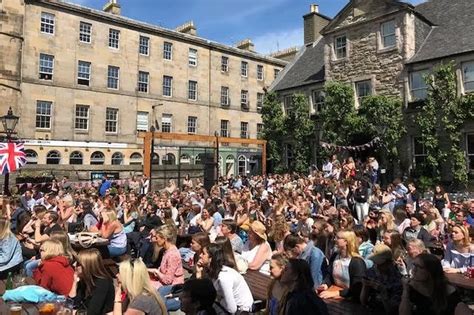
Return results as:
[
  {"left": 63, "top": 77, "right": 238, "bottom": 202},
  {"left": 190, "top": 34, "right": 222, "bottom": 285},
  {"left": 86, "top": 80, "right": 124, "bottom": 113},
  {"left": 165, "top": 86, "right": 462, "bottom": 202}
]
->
[
  {"left": 261, "top": 92, "right": 285, "bottom": 172},
  {"left": 416, "top": 62, "right": 470, "bottom": 187}
]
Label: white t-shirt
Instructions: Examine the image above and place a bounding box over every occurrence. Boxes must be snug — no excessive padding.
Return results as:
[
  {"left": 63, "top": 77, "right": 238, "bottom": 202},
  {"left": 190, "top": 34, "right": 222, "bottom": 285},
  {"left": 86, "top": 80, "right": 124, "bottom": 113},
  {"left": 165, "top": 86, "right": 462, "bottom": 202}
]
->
[{"left": 214, "top": 266, "right": 254, "bottom": 313}]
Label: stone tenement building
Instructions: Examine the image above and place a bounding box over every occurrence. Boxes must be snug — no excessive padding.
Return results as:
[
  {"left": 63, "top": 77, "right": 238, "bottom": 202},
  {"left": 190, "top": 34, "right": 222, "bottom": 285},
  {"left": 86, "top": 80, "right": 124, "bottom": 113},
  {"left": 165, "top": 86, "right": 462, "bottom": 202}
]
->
[
  {"left": 0, "top": 0, "right": 286, "bottom": 181},
  {"left": 271, "top": 0, "right": 474, "bottom": 176}
]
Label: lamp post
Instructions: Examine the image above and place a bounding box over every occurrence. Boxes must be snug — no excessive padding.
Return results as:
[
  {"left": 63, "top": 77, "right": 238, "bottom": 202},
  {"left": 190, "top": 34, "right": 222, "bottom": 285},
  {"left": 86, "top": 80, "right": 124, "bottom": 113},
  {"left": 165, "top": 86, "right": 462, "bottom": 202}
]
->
[
  {"left": 149, "top": 125, "right": 156, "bottom": 183},
  {"left": 1, "top": 107, "right": 20, "bottom": 196},
  {"left": 214, "top": 131, "right": 219, "bottom": 183}
]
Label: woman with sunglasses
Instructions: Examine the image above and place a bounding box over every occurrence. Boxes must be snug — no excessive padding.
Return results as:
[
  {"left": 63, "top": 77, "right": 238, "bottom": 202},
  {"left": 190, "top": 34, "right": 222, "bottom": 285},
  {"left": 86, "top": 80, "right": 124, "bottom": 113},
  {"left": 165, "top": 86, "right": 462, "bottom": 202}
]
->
[
  {"left": 69, "top": 248, "right": 115, "bottom": 315},
  {"left": 113, "top": 258, "right": 167, "bottom": 315},
  {"left": 399, "top": 253, "right": 462, "bottom": 315}
]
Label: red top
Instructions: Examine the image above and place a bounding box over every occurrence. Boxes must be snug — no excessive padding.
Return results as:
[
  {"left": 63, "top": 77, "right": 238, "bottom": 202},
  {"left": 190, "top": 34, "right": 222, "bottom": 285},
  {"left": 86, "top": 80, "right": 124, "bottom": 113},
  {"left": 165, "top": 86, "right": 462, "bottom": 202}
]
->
[{"left": 33, "top": 256, "right": 74, "bottom": 296}]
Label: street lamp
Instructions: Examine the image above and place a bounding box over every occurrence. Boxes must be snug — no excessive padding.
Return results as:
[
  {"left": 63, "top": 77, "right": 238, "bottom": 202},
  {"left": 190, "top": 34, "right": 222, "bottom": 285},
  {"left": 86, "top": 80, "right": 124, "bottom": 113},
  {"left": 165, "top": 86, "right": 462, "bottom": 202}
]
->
[
  {"left": 214, "top": 131, "right": 219, "bottom": 183},
  {"left": 1, "top": 107, "right": 20, "bottom": 196}
]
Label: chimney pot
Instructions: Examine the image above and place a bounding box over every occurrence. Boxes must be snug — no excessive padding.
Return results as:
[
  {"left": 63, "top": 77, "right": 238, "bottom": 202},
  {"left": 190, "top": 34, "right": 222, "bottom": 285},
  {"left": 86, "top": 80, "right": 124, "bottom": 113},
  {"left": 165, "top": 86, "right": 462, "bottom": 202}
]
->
[
  {"left": 310, "top": 4, "right": 319, "bottom": 13},
  {"left": 103, "top": 0, "right": 121, "bottom": 15}
]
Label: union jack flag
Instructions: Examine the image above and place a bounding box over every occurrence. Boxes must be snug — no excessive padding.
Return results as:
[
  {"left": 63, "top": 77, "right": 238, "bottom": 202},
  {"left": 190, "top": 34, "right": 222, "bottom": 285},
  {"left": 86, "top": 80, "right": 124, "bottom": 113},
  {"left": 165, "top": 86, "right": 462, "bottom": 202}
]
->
[{"left": 0, "top": 142, "right": 27, "bottom": 175}]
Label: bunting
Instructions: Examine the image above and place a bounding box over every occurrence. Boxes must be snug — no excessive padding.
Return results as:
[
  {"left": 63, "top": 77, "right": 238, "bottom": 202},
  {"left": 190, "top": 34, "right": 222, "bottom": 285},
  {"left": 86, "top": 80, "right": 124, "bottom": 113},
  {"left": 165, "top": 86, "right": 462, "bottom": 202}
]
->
[{"left": 319, "top": 137, "right": 381, "bottom": 152}]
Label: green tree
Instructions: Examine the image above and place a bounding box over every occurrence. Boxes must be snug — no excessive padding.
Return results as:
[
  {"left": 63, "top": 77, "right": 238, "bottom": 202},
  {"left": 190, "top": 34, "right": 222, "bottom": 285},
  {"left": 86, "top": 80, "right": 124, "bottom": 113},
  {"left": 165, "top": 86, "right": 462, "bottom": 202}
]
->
[
  {"left": 261, "top": 91, "right": 285, "bottom": 172},
  {"left": 416, "top": 62, "right": 469, "bottom": 187}
]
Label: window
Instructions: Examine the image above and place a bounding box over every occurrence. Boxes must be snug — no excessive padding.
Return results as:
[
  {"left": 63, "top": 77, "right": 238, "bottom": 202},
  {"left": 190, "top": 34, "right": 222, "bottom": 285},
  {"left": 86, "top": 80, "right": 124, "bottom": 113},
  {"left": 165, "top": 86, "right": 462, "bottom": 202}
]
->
[
  {"left": 283, "top": 95, "right": 293, "bottom": 116},
  {"left": 39, "top": 53, "right": 54, "bottom": 80},
  {"left": 188, "top": 48, "right": 197, "bottom": 66},
  {"left": 241, "top": 90, "right": 249, "bottom": 108},
  {"left": 335, "top": 35, "right": 347, "bottom": 59},
  {"left": 274, "top": 68, "right": 280, "bottom": 79},
  {"left": 69, "top": 151, "right": 83, "bottom": 165},
  {"left": 381, "top": 20, "right": 396, "bottom": 48},
  {"left": 188, "top": 80, "right": 198, "bottom": 101},
  {"left": 107, "top": 66, "right": 120, "bottom": 89},
  {"left": 238, "top": 155, "right": 246, "bottom": 175},
  {"left": 257, "top": 65, "right": 264, "bottom": 80},
  {"left": 257, "top": 123, "right": 264, "bottom": 139},
  {"left": 109, "top": 29, "right": 120, "bottom": 49},
  {"left": 46, "top": 151, "right": 61, "bottom": 164},
  {"left": 136, "top": 111, "right": 149, "bottom": 132},
  {"left": 152, "top": 153, "right": 160, "bottom": 165},
  {"left": 187, "top": 116, "right": 197, "bottom": 134},
  {"left": 410, "top": 70, "right": 429, "bottom": 100},
  {"left": 139, "top": 36, "right": 149, "bottom": 55},
  {"left": 241, "top": 61, "right": 248, "bottom": 77},
  {"left": 220, "top": 120, "right": 229, "bottom": 137},
  {"left": 462, "top": 61, "right": 474, "bottom": 92},
  {"left": 162, "top": 153, "right": 176, "bottom": 165},
  {"left": 40, "top": 12, "right": 55, "bottom": 34},
  {"left": 161, "top": 114, "right": 172, "bottom": 133},
  {"left": 75, "top": 105, "right": 89, "bottom": 130},
  {"left": 130, "top": 152, "right": 143, "bottom": 165},
  {"left": 90, "top": 151, "right": 105, "bottom": 165},
  {"left": 221, "top": 56, "right": 229, "bottom": 72},
  {"left": 180, "top": 154, "right": 191, "bottom": 164},
  {"left": 163, "top": 75, "right": 173, "bottom": 97},
  {"left": 413, "top": 137, "right": 427, "bottom": 167},
  {"left": 240, "top": 122, "right": 248, "bottom": 139},
  {"left": 36, "top": 101, "right": 52, "bottom": 129},
  {"left": 25, "top": 150, "right": 38, "bottom": 165},
  {"left": 355, "top": 80, "right": 372, "bottom": 105},
  {"left": 163, "top": 42, "right": 173, "bottom": 60},
  {"left": 79, "top": 22, "right": 91, "bottom": 43},
  {"left": 77, "top": 61, "right": 91, "bottom": 86},
  {"left": 257, "top": 93, "right": 264, "bottom": 112},
  {"left": 221, "top": 86, "right": 230, "bottom": 106},
  {"left": 312, "top": 90, "right": 325, "bottom": 112},
  {"left": 105, "top": 108, "right": 118, "bottom": 133},
  {"left": 111, "top": 152, "right": 124, "bottom": 165},
  {"left": 467, "top": 134, "right": 474, "bottom": 172},
  {"left": 138, "top": 71, "right": 149, "bottom": 93}
]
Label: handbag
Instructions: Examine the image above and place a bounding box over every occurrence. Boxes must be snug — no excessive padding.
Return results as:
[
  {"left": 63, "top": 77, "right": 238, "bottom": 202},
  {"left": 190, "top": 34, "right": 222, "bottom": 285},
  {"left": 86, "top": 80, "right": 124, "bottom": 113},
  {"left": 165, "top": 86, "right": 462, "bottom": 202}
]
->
[{"left": 76, "top": 232, "right": 99, "bottom": 248}]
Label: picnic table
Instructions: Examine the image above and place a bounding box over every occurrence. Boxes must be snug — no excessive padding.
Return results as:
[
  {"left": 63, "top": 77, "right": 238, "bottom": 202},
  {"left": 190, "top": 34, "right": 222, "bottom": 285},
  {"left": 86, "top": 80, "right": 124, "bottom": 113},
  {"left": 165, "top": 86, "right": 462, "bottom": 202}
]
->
[
  {"left": 69, "top": 234, "right": 110, "bottom": 258},
  {"left": 446, "top": 273, "right": 474, "bottom": 291},
  {"left": 243, "top": 270, "right": 271, "bottom": 301},
  {"left": 0, "top": 278, "right": 40, "bottom": 314}
]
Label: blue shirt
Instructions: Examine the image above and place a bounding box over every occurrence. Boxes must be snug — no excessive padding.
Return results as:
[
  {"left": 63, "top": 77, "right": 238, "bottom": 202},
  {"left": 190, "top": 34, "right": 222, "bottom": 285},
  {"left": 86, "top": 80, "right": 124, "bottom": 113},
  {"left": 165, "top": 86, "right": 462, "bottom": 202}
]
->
[
  {"left": 99, "top": 180, "right": 112, "bottom": 196},
  {"left": 299, "top": 241, "right": 326, "bottom": 288}
]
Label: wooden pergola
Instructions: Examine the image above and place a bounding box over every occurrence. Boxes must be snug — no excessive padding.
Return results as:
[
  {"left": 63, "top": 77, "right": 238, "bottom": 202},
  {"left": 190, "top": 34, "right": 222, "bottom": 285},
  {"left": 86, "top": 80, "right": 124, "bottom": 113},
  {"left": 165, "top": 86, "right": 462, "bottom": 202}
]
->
[{"left": 139, "top": 131, "right": 267, "bottom": 178}]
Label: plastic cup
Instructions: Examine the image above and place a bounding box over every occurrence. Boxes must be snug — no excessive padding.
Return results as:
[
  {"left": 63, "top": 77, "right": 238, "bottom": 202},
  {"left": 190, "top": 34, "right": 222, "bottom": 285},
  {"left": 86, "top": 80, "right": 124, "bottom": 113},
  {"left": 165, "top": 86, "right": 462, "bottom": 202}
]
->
[
  {"left": 38, "top": 303, "right": 55, "bottom": 315},
  {"left": 9, "top": 304, "right": 22, "bottom": 315}
]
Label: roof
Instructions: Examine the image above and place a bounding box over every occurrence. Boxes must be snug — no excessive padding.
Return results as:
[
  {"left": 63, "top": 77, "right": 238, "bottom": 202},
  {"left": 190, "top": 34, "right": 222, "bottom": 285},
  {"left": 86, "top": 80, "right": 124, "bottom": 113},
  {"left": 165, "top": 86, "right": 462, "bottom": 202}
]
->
[
  {"left": 30, "top": 0, "right": 287, "bottom": 66},
  {"left": 271, "top": 38, "right": 325, "bottom": 92},
  {"left": 409, "top": 0, "right": 474, "bottom": 63}
]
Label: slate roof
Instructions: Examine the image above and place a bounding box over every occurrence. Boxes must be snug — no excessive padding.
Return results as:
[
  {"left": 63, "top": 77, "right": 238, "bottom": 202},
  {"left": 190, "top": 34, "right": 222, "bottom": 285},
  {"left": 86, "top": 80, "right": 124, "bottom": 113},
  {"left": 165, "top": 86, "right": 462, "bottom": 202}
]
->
[
  {"left": 409, "top": 0, "right": 474, "bottom": 63},
  {"left": 271, "top": 38, "right": 325, "bottom": 92}
]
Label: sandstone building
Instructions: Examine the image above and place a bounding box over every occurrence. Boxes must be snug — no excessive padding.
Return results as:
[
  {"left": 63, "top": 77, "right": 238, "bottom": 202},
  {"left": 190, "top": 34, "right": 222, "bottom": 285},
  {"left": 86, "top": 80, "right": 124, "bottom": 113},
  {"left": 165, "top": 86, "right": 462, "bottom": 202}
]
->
[
  {"left": 271, "top": 0, "right": 474, "bottom": 177},
  {"left": 0, "top": 0, "right": 286, "bottom": 181}
]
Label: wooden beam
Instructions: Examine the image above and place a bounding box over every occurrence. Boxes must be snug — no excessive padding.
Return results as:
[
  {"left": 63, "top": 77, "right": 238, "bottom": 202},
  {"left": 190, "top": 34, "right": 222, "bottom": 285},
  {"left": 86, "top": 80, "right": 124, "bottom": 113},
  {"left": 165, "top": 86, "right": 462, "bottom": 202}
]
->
[{"left": 143, "top": 132, "right": 152, "bottom": 178}]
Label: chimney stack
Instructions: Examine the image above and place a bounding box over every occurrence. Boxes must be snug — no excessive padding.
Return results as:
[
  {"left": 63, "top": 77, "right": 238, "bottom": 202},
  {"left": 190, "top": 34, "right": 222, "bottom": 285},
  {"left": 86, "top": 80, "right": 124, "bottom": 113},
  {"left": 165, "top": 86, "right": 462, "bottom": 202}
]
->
[
  {"left": 303, "top": 3, "right": 330, "bottom": 44},
  {"left": 175, "top": 21, "right": 197, "bottom": 36},
  {"left": 103, "top": 0, "right": 121, "bottom": 15},
  {"left": 236, "top": 39, "right": 255, "bottom": 52}
]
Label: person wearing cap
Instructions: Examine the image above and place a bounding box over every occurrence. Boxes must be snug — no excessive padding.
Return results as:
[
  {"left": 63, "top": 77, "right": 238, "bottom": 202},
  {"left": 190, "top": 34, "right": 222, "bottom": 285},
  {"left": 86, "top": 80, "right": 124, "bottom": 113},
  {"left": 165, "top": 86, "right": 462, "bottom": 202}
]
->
[
  {"left": 241, "top": 220, "right": 272, "bottom": 275},
  {"left": 361, "top": 244, "right": 403, "bottom": 315},
  {"left": 402, "top": 212, "right": 433, "bottom": 247}
]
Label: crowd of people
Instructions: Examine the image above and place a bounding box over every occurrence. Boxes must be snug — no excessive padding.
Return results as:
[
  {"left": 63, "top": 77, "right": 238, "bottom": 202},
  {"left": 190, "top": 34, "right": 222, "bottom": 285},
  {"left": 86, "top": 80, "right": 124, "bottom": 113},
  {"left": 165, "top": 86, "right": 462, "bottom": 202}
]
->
[{"left": 0, "top": 154, "right": 473, "bottom": 315}]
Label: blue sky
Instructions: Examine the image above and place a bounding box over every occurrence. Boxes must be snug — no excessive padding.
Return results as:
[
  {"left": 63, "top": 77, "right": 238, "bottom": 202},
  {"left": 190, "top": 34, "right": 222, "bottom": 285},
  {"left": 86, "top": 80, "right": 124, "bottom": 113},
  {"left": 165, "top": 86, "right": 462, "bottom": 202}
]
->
[{"left": 68, "top": 0, "right": 427, "bottom": 54}]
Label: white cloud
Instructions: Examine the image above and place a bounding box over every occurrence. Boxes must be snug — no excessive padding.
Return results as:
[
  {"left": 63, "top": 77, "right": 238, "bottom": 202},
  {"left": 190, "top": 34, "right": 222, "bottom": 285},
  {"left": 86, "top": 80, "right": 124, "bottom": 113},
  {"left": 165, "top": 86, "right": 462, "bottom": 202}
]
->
[{"left": 253, "top": 28, "right": 303, "bottom": 55}]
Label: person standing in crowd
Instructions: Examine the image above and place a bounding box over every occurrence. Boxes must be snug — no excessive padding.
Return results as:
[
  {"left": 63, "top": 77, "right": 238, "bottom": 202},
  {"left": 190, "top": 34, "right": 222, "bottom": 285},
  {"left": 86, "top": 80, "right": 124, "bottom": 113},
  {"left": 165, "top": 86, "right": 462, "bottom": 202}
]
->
[
  {"left": 69, "top": 249, "right": 115, "bottom": 315},
  {"left": 407, "top": 183, "right": 421, "bottom": 211},
  {"left": 354, "top": 180, "right": 369, "bottom": 223},
  {"left": 284, "top": 234, "right": 326, "bottom": 289},
  {"left": 279, "top": 259, "right": 328, "bottom": 314}
]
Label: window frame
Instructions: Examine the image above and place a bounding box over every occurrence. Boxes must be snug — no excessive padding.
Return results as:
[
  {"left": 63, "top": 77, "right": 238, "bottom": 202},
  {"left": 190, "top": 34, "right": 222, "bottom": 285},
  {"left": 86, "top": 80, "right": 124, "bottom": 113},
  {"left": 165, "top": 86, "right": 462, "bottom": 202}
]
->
[
  {"left": 111, "top": 152, "right": 124, "bottom": 165},
  {"left": 462, "top": 61, "right": 474, "bottom": 93},
  {"left": 257, "top": 93, "right": 264, "bottom": 112},
  {"left": 257, "top": 65, "right": 264, "bottom": 80},
  {"left": 46, "top": 150, "right": 61, "bottom": 165},
  {"left": 221, "top": 86, "right": 230, "bottom": 106},
  {"left": 467, "top": 134, "right": 474, "bottom": 173},
  {"left": 312, "top": 89, "right": 325, "bottom": 113},
  {"left": 107, "top": 65, "right": 120, "bottom": 90},
  {"left": 139, "top": 35, "right": 150, "bottom": 56},
  {"left": 413, "top": 137, "right": 428, "bottom": 168},
  {"left": 220, "top": 120, "right": 229, "bottom": 138},
  {"left": 274, "top": 68, "right": 280, "bottom": 79},
  {"left": 257, "top": 123, "right": 264, "bottom": 139},
  {"left": 410, "top": 70, "right": 429, "bottom": 101},
  {"left": 69, "top": 151, "right": 83, "bottom": 165},
  {"left": 79, "top": 21, "right": 92, "bottom": 43},
  {"left": 355, "top": 80, "right": 372, "bottom": 105},
  {"left": 40, "top": 12, "right": 55, "bottom": 35},
  {"left": 221, "top": 56, "right": 229, "bottom": 72},
  {"left": 163, "top": 75, "right": 173, "bottom": 97},
  {"left": 163, "top": 42, "right": 173, "bottom": 60},
  {"left": 188, "top": 80, "right": 198, "bottom": 101},
  {"left": 105, "top": 107, "right": 119, "bottom": 134},
  {"left": 241, "top": 61, "right": 248, "bottom": 77},
  {"left": 161, "top": 114, "right": 172, "bottom": 133},
  {"left": 77, "top": 60, "right": 91, "bottom": 86},
  {"left": 138, "top": 71, "right": 150, "bottom": 93},
  {"left": 108, "top": 29, "right": 120, "bottom": 49},
  {"left": 136, "top": 111, "right": 149, "bottom": 132},
  {"left": 240, "top": 121, "right": 248, "bottom": 139},
  {"left": 39, "top": 53, "right": 54, "bottom": 80},
  {"left": 74, "top": 104, "right": 90, "bottom": 131},
  {"left": 188, "top": 48, "right": 198, "bottom": 67},
  {"left": 187, "top": 116, "right": 197, "bottom": 134},
  {"left": 334, "top": 35, "right": 347, "bottom": 59},
  {"left": 381, "top": 20, "right": 396, "bottom": 48},
  {"left": 35, "top": 100, "right": 52, "bottom": 130},
  {"left": 90, "top": 151, "right": 105, "bottom": 165},
  {"left": 240, "top": 90, "right": 249, "bottom": 107}
]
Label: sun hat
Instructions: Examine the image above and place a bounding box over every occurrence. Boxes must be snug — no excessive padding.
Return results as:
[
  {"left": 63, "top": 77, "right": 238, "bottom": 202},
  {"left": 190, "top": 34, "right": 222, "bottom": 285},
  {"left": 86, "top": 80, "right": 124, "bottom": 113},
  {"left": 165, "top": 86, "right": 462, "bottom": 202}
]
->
[
  {"left": 249, "top": 220, "right": 267, "bottom": 241},
  {"left": 368, "top": 244, "right": 393, "bottom": 265}
]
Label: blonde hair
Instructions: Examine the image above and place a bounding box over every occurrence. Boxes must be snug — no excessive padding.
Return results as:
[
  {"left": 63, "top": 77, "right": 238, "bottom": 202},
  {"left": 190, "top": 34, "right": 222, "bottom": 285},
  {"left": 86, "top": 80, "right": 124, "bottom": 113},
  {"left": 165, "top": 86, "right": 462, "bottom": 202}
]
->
[
  {"left": 41, "top": 239, "right": 66, "bottom": 260},
  {"left": 50, "top": 230, "right": 77, "bottom": 262},
  {"left": 119, "top": 259, "right": 167, "bottom": 314},
  {"left": 0, "top": 218, "right": 13, "bottom": 239},
  {"left": 155, "top": 225, "right": 176, "bottom": 243},
  {"left": 338, "top": 230, "right": 360, "bottom": 258},
  {"left": 453, "top": 224, "right": 470, "bottom": 248},
  {"left": 102, "top": 209, "right": 118, "bottom": 222},
  {"left": 62, "top": 194, "right": 74, "bottom": 208}
]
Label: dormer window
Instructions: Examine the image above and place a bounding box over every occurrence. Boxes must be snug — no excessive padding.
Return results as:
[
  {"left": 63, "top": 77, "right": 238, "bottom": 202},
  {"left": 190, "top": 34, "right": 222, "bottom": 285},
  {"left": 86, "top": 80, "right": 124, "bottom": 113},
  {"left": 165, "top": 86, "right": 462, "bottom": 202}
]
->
[{"left": 381, "top": 20, "right": 396, "bottom": 48}]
